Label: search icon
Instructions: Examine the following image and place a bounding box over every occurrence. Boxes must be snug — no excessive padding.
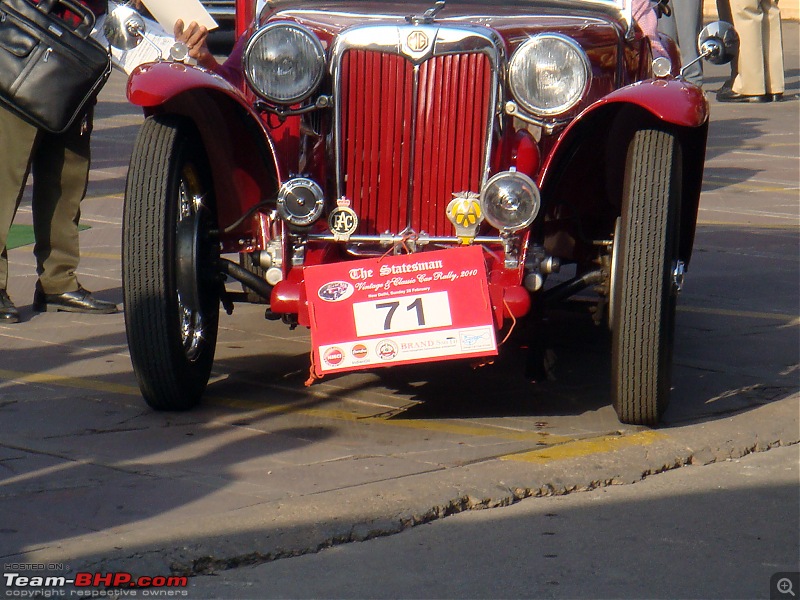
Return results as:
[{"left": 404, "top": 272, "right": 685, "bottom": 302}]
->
[{"left": 777, "top": 578, "right": 796, "bottom": 597}]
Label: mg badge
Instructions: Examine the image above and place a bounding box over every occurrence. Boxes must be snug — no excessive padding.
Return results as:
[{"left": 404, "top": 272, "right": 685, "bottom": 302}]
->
[
  {"left": 407, "top": 30, "right": 429, "bottom": 52},
  {"left": 447, "top": 192, "right": 483, "bottom": 244},
  {"left": 329, "top": 197, "right": 359, "bottom": 241}
]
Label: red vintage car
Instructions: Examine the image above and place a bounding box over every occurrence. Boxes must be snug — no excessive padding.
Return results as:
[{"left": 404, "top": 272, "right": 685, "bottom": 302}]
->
[{"left": 116, "top": 0, "right": 736, "bottom": 425}]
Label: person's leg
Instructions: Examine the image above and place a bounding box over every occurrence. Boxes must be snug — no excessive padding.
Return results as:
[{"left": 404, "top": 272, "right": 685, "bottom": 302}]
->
[
  {"left": 763, "top": 0, "right": 784, "bottom": 95},
  {"left": 716, "top": 0, "right": 739, "bottom": 87},
  {"left": 30, "top": 110, "right": 92, "bottom": 294},
  {"left": 661, "top": 0, "right": 704, "bottom": 86},
  {"left": 730, "top": 0, "right": 768, "bottom": 95},
  {"left": 0, "top": 108, "right": 38, "bottom": 292},
  {"left": 29, "top": 107, "right": 118, "bottom": 314}
]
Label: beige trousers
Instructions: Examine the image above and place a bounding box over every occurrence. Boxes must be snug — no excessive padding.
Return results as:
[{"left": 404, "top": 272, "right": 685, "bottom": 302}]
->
[
  {"left": 730, "top": 0, "right": 785, "bottom": 95},
  {"left": 0, "top": 106, "right": 92, "bottom": 294}
]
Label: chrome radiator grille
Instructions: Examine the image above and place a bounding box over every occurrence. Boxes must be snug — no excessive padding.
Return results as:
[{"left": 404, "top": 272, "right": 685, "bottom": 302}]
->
[{"left": 333, "top": 26, "right": 499, "bottom": 238}]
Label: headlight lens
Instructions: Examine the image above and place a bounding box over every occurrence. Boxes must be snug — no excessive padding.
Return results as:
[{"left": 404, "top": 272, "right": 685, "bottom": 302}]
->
[
  {"left": 508, "top": 34, "right": 591, "bottom": 117},
  {"left": 480, "top": 171, "right": 541, "bottom": 233},
  {"left": 244, "top": 23, "right": 325, "bottom": 105}
]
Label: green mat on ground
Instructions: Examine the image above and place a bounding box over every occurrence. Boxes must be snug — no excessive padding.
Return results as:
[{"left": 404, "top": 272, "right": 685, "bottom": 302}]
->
[
  {"left": 7, "top": 224, "right": 89, "bottom": 250},
  {"left": 6, "top": 225, "right": 35, "bottom": 250}
]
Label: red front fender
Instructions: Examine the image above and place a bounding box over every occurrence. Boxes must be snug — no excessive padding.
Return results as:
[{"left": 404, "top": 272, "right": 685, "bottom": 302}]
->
[
  {"left": 590, "top": 78, "right": 709, "bottom": 127},
  {"left": 127, "top": 61, "right": 244, "bottom": 107},
  {"left": 125, "top": 62, "right": 283, "bottom": 250},
  {"left": 537, "top": 78, "right": 709, "bottom": 267}
]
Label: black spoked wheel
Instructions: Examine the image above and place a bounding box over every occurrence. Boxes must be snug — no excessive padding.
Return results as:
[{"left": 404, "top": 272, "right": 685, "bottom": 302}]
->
[
  {"left": 123, "top": 115, "right": 220, "bottom": 410},
  {"left": 611, "top": 128, "right": 682, "bottom": 426}
]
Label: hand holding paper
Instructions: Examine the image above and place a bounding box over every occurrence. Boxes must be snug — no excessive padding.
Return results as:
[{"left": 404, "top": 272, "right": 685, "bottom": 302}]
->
[
  {"left": 140, "top": 0, "right": 218, "bottom": 32},
  {"left": 174, "top": 18, "right": 219, "bottom": 71}
]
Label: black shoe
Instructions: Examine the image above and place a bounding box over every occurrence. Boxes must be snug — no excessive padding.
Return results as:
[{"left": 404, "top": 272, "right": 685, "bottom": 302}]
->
[
  {"left": 0, "top": 289, "right": 20, "bottom": 323},
  {"left": 33, "top": 285, "right": 118, "bottom": 314},
  {"left": 716, "top": 89, "right": 767, "bottom": 103},
  {"left": 715, "top": 79, "right": 734, "bottom": 93},
  {"left": 767, "top": 93, "right": 784, "bottom": 102}
]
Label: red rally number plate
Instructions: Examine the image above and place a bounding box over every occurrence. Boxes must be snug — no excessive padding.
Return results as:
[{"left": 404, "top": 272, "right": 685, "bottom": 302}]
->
[{"left": 304, "top": 246, "right": 497, "bottom": 376}]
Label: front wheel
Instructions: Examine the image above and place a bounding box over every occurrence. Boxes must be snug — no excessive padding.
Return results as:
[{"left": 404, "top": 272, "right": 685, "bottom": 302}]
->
[
  {"left": 123, "top": 116, "right": 220, "bottom": 410},
  {"left": 610, "top": 128, "right": 682, "bottom": 426}
]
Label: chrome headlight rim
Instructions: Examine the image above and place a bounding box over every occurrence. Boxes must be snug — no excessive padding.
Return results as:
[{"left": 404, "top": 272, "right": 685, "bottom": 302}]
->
[
  {"left": 508, "top": 33, "right": 592, "bottom": 118},
  {"left": 480, "top": 170, "right": 541, "bottom": 233},
  {"left": 243, "top": 22, "right": 326, "bottom": 105}
]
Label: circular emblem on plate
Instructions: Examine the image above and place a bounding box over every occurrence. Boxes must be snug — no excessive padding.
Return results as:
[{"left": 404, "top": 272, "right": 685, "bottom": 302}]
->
[
  {"left": 328, "top": 207, "right": 359, "bottom": 241},
  {"left": 318, "top": 281, "right": 354, "bottom": 302},
  {"left": 323, "top": 347, "right": 345, "bottom": 366},
  {"left": 408, "top": 30, "right": 429, "bottom": 52},
  {"left": 376, "top": 340, "right": 399, "bottom": 361},
  {"left": 352, "top": 344, "right": 368, "bottom": 359}
]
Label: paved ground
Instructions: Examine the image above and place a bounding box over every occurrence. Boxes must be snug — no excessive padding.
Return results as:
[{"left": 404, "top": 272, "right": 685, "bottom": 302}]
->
[
  {"left": 0, "top": 18, "right": 798, "bottom": 599},
  {"left": 188, "top": 444, "right": 799, "bottom": 599}
]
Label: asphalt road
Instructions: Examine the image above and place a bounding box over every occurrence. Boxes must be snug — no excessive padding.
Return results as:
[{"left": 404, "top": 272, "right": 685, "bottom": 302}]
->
[{"left": 0, "top": 19, "right": 798, "bottom": 600}]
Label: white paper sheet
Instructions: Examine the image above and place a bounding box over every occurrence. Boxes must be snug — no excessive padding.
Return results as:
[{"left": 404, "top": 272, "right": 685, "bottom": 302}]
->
[
  {"left": 92, "top": 13, "right": 177, "bottom": 75},
  {"left": 141, "top": 0, "right": 219, "bottom": 32}
]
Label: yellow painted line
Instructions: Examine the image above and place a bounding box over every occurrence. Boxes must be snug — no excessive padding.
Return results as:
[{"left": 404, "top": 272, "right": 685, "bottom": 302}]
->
[
  {"left": 501, "top": 430, "right": 666, "bottom": 463},
  {"left": 706, "top": 141, "right": 799, "bottom": 149},
  {"left": 695, "top": 221, "right": 799, "bottom": 229},
  {"left": 85, "top": 194, "right": 123, "bottom": 202},
  {"left": 679, "top": 305, "right": 798, "bottom": 323},
  {"left": 81, "top": 252, "right": 121, "bottom": 260},
  {"left": 0, "top": 368, "right": 568, "bottom": 445},
  {"left": 208, "top": 396, "right": 569, "bottom": 444},
  {"left": 0, "top": 369, "right": 140, "bottom": 396},
  {"left": 702, "top": 181, "right": 799, "bottom": 193}
]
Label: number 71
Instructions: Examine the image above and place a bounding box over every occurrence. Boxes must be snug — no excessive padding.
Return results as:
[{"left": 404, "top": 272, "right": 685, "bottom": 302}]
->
[{"left": 375, "top": 298, "right": 425, "bottom": 331}]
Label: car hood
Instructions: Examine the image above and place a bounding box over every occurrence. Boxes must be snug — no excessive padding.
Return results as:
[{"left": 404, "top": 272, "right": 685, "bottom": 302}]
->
[
  {"left": 262, "top": 0, "right": 628, "bottom": 32},
  {"left": 262, "top": 0, "right": 629, "bottom": 50}
]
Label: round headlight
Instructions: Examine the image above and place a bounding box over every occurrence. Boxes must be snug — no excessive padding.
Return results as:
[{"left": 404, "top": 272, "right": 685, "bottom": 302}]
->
[
  {"left": 508, "top": 34, "right": 591, "bottom": 117},
  {"left": 244, "top": 23, "right": 325, "bottom": 105},
  {"left": 480, "top": 171, "right": 541, "bottom": 233}
]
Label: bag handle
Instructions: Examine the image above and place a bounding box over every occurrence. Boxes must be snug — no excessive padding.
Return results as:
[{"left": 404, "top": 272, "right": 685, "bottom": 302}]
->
[{"left": 35, "top": 0, "right": 97, "bottom": 38}]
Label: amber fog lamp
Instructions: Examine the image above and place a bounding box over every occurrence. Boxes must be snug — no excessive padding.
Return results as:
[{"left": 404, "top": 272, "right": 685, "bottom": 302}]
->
[
  {"left": 509, "top": 33, "right": 591, "bottom": 117},
  {"left": 480, "top": 171, "right": 541, "bottom": 233},
  {"left": 244, "top": 23, "right": 326, "bottom": 105},
  {"left": 277, "top": 178, "right": 325, "bottom": 227}
]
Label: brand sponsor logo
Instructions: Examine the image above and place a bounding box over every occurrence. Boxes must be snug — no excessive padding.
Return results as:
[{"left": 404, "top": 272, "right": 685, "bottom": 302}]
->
[
  {"left": 318, "top": 281, "right": 354, "bottom": 302},
  {"left": 351, "top": 344, "right": 368, "bottom": 359},
  {"left": 376, "top": 340, "right": 399, "bottom": 361},
  {"left": 460, "top": 330, "right": 492, "bottom": 349},
  {"left": 323, "top": 347, "right": 345, "bottom": 366},
  {"left": 400, "top": 337, "right": 458, "bottom": 353}
]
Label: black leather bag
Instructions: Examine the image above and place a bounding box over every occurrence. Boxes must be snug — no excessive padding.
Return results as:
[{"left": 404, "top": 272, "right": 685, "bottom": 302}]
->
[{"left": 0, "top": 0, "right": 111, "bottom": 133}]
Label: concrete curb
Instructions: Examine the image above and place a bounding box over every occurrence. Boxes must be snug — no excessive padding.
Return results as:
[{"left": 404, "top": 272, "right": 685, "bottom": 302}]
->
[{"left": 33, "top": 396, "right": 798, "bottom": 579}]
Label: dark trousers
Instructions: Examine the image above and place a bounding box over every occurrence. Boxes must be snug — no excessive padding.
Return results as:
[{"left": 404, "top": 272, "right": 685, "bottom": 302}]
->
[{"left": 0, "top": 106, "right": 92, "bottom": 294}]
